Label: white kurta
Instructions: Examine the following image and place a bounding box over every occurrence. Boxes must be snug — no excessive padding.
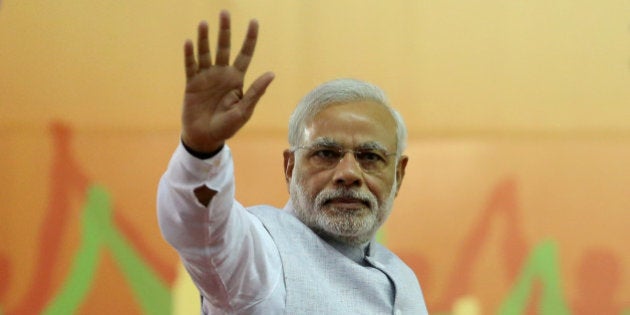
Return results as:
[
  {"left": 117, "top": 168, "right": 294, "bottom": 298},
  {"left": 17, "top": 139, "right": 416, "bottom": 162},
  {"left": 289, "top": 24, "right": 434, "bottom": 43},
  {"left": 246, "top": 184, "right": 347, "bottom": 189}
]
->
[{"left": 157, "top": 144, "right": 428, "bottom": 314}]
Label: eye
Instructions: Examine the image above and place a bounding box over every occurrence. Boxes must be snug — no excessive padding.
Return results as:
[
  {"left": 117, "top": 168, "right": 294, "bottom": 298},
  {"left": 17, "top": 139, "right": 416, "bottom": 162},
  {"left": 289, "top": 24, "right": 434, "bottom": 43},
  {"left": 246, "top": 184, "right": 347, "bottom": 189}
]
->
[
  {"left": 313, "top": 148, "right": 341, "bottom": 160},
  {"left": 356, "top": 150, "right": 385, "bottom": 162}
]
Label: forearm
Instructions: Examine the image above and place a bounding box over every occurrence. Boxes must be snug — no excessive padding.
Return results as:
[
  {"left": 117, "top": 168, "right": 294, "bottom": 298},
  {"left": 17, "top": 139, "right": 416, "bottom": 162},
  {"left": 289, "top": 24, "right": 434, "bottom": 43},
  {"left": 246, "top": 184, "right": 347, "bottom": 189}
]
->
[
  {"left": 156, "top": 143, "right": 281, "bottom": 310},
  {"left": 157, "top": 143, "right": 234, "bottom": 248}
]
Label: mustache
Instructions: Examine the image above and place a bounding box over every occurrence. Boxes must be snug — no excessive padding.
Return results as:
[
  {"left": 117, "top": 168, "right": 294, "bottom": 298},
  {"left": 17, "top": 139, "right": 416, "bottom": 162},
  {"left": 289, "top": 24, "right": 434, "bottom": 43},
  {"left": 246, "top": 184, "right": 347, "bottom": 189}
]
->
[{"left": 315, "top": 188, "right": 378, "bottom": 210}]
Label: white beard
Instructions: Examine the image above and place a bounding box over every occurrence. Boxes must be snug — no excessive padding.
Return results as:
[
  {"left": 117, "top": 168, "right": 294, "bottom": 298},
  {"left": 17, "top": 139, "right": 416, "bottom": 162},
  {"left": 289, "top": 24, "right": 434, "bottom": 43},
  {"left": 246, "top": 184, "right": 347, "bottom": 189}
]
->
[{"left": 290, "top": 173, "right": 397, "bottom": 246}]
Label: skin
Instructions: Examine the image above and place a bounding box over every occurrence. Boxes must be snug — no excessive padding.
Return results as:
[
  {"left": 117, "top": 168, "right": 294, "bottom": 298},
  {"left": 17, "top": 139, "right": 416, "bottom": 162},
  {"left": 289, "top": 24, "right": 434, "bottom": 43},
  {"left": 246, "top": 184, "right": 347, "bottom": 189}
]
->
[
  {"left": 181, "top": 10, "right": 275, "bottom": 154},
  {"left": 182, "top": 11, "right": 274, "bottom": 206},
  {"left": 283, "top": 102, "right": 408, "bottom": 244},
  {"left": 182, "top": 11, "right": 408, "bottom": 245}
]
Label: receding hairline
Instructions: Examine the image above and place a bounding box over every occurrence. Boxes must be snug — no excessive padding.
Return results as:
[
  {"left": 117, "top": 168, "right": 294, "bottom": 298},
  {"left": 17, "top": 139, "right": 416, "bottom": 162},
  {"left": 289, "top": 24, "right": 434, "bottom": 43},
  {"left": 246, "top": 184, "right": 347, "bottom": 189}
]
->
[
  {"left": 304, "top": 99, "right": 396, "bottom": 123},
  {"left": 308, "top": 99, "right": 397, "bottom": 131},
  {"left": 288, "top": 78, "right": 408, "bottom": 157}
]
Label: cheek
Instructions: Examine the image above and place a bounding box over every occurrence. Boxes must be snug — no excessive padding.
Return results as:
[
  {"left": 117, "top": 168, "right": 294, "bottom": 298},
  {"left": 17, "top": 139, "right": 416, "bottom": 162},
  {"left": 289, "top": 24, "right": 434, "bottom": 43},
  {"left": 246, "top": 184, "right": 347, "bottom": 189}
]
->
[
  {"left": 293, "top": 166, "right": 330, "bottom": 195},
  {"left": 366, "top": 174, "right": 396, "bottom": 200}
]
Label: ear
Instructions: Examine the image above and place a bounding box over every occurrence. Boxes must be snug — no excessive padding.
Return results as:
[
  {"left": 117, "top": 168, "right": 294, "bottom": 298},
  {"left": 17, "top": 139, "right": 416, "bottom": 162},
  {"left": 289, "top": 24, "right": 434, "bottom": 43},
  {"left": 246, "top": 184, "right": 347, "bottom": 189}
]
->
[
  {"left": 283, "top": 149, "right": 295, "bottom": 191},
  {"left": 394, "top": 155, "right": 409, "bottom": 196}
]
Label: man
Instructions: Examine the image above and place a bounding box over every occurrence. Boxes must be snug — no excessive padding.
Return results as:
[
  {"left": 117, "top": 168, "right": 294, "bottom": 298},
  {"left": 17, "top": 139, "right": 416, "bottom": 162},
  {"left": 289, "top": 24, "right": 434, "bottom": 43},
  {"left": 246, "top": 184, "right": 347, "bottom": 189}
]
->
[{"left": 158, "top": 11, "right": 429, "bottom": 314}]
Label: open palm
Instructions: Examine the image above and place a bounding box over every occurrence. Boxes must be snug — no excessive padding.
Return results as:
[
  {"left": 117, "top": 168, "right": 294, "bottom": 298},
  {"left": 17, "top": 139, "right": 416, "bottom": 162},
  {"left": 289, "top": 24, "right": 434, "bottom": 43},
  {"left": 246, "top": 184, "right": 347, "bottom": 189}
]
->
[{"left": 181, "top": 11, "right": 274, "bottom": 153}]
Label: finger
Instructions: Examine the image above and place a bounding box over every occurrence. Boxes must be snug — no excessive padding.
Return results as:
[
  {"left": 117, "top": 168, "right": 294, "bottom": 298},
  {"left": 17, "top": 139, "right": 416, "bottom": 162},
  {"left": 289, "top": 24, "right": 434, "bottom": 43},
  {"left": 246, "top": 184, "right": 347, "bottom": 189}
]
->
[
  {"left": 197, "top": 21, "right": 212, "bottom": 69},
  {"left": 240, "top": 72, "right": 275, "bottom": 114},
  {"left": 233, "top": 19, "right": 259, "bottom": 73},
  {"left": 215, "top": 10, "right": 231, "bottom": 66},
  {"left": 183, "top": 40, "right": 197, "bottom": 80}
]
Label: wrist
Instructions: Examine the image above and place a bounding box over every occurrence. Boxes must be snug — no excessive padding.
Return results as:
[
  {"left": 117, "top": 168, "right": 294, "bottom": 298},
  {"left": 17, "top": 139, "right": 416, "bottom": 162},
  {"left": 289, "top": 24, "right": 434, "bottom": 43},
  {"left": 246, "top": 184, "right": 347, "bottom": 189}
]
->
[{"left": 181, "top": 139, "right": 224, "bottom": 159}]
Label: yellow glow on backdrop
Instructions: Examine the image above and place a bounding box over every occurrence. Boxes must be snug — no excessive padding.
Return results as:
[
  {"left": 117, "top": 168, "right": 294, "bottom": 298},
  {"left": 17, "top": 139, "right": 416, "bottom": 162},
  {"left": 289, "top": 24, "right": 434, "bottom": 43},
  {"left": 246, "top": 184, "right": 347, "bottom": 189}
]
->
[
  {"left": 2, "top": 0, "right": 629, "bottom": 133},
  {"left": 1, "top": 0, "right": 629, "bottom": 314}
]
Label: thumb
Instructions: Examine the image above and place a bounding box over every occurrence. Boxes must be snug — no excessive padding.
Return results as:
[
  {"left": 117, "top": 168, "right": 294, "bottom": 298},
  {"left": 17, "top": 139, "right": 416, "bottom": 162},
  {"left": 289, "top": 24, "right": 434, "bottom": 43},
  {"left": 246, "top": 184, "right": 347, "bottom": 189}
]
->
[{"left": 241, "top": 72, "right": 275, "bottom": 112}]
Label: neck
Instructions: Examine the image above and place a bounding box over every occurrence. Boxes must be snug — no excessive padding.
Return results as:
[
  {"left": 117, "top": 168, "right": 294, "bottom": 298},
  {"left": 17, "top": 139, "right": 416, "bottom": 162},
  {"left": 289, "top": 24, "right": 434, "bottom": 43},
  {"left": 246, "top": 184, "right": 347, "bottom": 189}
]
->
[{"left": 320, "top": 233, "right": 371, "bottom": 265}]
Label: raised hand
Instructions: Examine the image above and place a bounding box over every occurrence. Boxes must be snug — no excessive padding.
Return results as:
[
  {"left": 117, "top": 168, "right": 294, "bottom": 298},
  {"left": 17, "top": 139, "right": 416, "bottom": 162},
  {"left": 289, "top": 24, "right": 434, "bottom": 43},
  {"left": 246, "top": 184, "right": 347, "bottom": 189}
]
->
[{"left": 181, "top": 11, "right": 275, "bottom": 153}]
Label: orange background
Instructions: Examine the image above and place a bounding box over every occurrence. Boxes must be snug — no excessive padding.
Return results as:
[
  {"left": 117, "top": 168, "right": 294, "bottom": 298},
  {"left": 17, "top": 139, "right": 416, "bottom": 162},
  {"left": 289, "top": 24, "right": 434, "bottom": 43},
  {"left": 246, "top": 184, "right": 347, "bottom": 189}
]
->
[{"left": 1, "top": 1, "right": 629, "bottom": 314}]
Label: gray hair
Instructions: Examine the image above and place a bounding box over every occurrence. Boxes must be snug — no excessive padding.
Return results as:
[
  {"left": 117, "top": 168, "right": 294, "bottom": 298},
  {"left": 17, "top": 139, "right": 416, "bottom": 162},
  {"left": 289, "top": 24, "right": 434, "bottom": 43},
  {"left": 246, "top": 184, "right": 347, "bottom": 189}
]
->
[{"left": 288, "top": 78, "right": 408, "bottom": 157}]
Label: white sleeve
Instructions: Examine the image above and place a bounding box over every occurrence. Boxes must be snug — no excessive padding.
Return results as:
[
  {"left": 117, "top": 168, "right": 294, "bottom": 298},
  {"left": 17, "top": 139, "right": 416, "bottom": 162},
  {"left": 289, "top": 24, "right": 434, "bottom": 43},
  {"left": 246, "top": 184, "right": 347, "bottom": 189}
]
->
[{"left": 157, "top": 143, "right": 282, "bottom": 312}]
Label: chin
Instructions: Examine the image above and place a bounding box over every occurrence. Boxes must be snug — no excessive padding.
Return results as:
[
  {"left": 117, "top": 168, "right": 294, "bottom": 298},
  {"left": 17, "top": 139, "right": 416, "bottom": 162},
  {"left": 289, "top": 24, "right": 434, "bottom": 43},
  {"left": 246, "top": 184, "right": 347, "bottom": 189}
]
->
[
  {"left": 318, "top": 214, "right": 380, "bottom": 245},
  {"left": 322, "top": 229, "right": 376, "bottom": 246}
]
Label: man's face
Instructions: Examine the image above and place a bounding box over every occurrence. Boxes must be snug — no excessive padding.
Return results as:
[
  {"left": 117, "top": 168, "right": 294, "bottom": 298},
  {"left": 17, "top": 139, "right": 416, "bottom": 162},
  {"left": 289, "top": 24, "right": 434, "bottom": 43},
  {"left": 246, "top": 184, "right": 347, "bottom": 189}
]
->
[{"left": 283, "top": 101, "right": 408, "bottom": 245}]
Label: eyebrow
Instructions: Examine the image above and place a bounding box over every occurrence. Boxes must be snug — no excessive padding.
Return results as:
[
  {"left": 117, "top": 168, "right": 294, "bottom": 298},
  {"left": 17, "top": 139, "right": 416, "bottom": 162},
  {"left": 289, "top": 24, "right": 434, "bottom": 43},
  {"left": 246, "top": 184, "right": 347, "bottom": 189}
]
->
[
  {"left": 310, "top": 137, "right": 390, "bottom": 152},
  {"left": 309, "top": 137, "right": 340, "bottom": 148},
  {"left": 355, "top": 142, "right": 390, "bottom": 152}
]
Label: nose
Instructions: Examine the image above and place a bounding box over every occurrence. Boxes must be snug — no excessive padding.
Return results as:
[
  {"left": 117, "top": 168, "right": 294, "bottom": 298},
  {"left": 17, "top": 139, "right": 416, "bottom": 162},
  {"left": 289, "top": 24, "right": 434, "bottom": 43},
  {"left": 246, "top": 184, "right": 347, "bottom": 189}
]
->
[{"left": 332, "top": 152, "right": 363, "bottom": 187}]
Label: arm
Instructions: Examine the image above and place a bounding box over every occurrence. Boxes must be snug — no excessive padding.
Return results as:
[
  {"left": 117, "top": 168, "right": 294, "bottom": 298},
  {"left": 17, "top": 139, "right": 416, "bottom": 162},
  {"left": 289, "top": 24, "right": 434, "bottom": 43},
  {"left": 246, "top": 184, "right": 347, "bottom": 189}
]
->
[
  {"left": 158, "top": 144, "right": 282, "bottom": 311},
  {"left": 157, "top": 11, "right": 279, "bottom": 311}
]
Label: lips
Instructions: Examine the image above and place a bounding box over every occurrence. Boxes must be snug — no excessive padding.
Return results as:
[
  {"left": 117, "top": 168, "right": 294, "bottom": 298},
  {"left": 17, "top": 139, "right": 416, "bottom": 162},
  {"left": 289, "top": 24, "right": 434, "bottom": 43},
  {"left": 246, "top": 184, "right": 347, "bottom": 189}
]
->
[
  {"left": 315, "top": 188, "right": 377, "bottom": 212},
  {"left": 324, "top": 197, "right": 368, "bottom": 209}
]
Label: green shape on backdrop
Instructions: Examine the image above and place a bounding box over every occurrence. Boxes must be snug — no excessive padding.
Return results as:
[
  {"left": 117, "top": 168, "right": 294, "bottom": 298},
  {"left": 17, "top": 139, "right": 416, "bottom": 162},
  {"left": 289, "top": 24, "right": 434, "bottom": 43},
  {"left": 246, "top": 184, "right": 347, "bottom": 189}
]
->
[
  {"left": 498, "top": 240, "right": 571, "bottom": 315},
  {"left": 42, "top": 186, "right": 106, "bottom": 315},
  {"left": 42, "top": 186, "right": 171, "bottom": 315},
  {"left": 105, "top": 209, "right": 171, "bottom": 314}
]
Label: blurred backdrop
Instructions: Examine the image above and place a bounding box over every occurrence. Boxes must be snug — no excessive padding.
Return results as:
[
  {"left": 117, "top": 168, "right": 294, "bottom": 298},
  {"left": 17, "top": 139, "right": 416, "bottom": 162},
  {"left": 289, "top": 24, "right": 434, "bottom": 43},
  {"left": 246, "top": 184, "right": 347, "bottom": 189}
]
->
[{"left": 1, "top": 1, "right": 629, "bottom": 314}]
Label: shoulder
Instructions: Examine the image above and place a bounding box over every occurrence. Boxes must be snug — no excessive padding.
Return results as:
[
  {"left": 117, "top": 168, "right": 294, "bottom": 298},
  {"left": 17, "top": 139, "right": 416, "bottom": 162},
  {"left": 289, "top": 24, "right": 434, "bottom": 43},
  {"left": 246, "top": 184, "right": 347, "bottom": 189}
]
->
[
  {"left": 371, "top": 242, "right": 419, "bottom": 280},
  {"left": 247, "top": 205, "right": 302, "bottom": 227}
]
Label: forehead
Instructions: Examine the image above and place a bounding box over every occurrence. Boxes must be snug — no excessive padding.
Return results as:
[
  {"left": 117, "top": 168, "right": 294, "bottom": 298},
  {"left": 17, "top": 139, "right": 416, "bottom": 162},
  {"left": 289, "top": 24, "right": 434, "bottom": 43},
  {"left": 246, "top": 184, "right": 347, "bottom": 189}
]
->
[{"left": 302, "top": 101, "right": 398, "bottom": 149}]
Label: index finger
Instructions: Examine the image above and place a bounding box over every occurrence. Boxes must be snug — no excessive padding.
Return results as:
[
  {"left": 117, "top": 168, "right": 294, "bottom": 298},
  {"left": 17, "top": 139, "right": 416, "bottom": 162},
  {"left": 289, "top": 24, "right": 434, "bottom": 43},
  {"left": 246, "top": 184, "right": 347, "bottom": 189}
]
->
[{"left": 233, "top": 19, "right": 259, "bottom": 73}]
